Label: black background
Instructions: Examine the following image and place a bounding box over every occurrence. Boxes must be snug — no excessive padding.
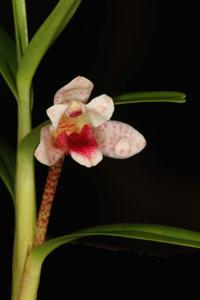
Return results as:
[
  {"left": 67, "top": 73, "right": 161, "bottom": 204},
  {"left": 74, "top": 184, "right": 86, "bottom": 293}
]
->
[{"left": 0, "top": 1, "right": 200, "bottom": 299}]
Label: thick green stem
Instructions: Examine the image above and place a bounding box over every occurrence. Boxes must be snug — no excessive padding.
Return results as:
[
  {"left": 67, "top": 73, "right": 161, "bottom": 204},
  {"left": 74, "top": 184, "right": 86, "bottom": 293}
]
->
[
  {"left": 16, "top": 251, "right": 42, "bottom": 300},
  {"left": 16, "top": 158, "right": 64, "bottom": 300},
  {"left": 12, "top": 100, "right": 36, "bottom": 300},
  {"left": 17, "top": 101, "right": 32, "bottom": 142},
  {"left": 12, "top": 147, "right": 36, "bottom": 300}
]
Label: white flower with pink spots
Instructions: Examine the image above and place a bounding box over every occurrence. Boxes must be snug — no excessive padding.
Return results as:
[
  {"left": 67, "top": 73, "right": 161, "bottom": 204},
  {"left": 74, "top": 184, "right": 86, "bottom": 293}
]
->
[{"left": 34, "top": 76, "right": 146, "bottom": 167}]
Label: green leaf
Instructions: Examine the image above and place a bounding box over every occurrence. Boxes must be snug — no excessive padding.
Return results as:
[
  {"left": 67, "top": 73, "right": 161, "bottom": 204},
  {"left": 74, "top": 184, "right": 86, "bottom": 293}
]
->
[
  {"left": 0, "top": 138, "right": 16, "bottom": 201},
  {"left": 12, "top": 0, "right": 28, "bottom": 61},
  {"left": 0, "top": 27, "right": 18, "bottom": 98},
  {"left": 18, "top": 120, "right": 49, "bottom": 157},
  {"left": 113, "top": 91, "right": 187, "bottom": 104},
  {"left": 32, "top": 223, "right": 200, "bottom": 264},
  {"left": 17, "top": 0, "right": 81, "bottom": 105},
  {"left": 24, "top": 223, "right": 200, "bottom": 298}
]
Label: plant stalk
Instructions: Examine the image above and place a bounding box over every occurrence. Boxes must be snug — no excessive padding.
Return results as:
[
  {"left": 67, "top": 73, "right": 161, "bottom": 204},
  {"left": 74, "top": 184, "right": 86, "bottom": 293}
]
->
[
  {"left": 16, "top": 251, "right": 42, "bottom": 300},
  {"left": 34, "top": 157, "right": 64, "bottom": 246},
  {"left": 15, "top": 158, "right": 64, "bottom": 300},
  {"left": 12, "top": 100, "right": 36, "bottom": 300}
]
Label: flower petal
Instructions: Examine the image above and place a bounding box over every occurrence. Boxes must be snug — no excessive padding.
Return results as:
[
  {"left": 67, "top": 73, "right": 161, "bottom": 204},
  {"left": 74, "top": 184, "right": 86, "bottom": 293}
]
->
[
  {"left": 47, "top": 104, "right": 68, "bottom": 128},
  {"left": 34, "top": 125, "right": 64, "bottom": 166},
  {"left": 86, "top": 94, "right": 114, "bottom": 121},
  {"left": 94, "top": 121, "right": 146, "bottom": 159},
  {"left": 70, "top": 151, "right": 102, "bottom": 168},
  {"left": 86, "top": 110, "right": 106, "bottom": 127},
  {"left": 54, "top": 76, "right": 94, "bottom": 104},
  {"left": 68, "top": 124, "right": 103, "bottom": 167}
]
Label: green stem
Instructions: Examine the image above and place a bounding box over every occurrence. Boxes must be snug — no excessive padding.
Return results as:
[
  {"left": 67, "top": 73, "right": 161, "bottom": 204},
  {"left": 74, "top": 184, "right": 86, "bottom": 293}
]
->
[
  {"left": 12, "top": 145, "right": 36, "bottom": 300},
  {"left": 16, "top": 158, "right": 64, "bottom": 300},
  {"left": 17, "top": 101, "right": 32, "bottom": 142},
  {"left": 12, "top": 95, "right": 35, "bottom": 300},
  {"left": 12, "top": 1, "right": 35, "bottom": 289},
  {"left": 16, "top": 250, "right": 42, "bottom": 300}
]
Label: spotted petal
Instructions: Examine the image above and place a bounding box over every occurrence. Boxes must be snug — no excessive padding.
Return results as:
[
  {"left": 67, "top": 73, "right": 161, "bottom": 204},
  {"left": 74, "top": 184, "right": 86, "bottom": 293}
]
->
[
  {"left": 34, "top": 125, "right": 64, "bottom": 166},
  {"left": 47, "top": 104, "right": 68, "bottom": 128},
  {"left": 54, "top": 76, "right": 94, "bottom": 104},
  {"left": 86, "top": 110, "right": 106, "bottom": 127},
  {"left": 87, "top": 94, "right": 114, "bottom": 121},
  {"left": 94, "top": 121, "right": 146, "bottom": 159},
  {"left": 68, "top": 124, "right": 103, "bottom": 167}
]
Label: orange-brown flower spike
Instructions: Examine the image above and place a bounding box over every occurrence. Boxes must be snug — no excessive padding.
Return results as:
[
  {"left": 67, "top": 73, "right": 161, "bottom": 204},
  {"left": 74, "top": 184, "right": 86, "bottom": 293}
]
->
[{"left": 34, "top": 157, "right": 64, "bottom": 246}]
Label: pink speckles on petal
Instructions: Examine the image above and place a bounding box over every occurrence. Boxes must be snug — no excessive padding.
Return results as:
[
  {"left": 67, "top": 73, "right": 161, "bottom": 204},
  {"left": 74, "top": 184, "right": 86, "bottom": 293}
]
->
[
  {"left": 34, "top": 125, "right": 65, "bottom": 166},
  {"left": 86, "top": 110, "right": 106, "bottom": 127},
  {"left": 114, "top": 138, "right": 132, "bottom": 158},
  {"left": 94, "top": 120, "right": 146, "bottom": 159},
  {"left": 54, "top": 76, "right": 94, "bottom": 104},
  {"left": 87, "top": 94, "right": 114, "bottom": 121},
  {"left": 103, "top": 123, "right": 108, "bottom": 129}
]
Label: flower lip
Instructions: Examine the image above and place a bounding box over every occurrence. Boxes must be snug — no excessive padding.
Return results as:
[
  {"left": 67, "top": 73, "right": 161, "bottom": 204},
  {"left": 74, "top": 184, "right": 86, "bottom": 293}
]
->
[
  {"left": 54, "top": 132, "right": 69, "bottom": 152},
  {"left": 54, "top": 124, "right": 103, "bottom": 167},
  {"left": 68, "top": 124, "right": 103, "bottom": 167}
]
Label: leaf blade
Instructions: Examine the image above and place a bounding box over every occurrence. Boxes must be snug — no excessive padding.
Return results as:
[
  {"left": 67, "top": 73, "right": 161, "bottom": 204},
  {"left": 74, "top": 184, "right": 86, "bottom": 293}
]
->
[
  {"left": 32, "top": 223, "right": 200, "bottom": 263},
  {"left": 12, "top": 0, "right": 28, "bottom": 61},
  {"left": 26, "top": 223, "right": 200, "bottom": 296},
  {"left": 18, "top": 120, "right": 49, "bottom": 157},
  {"left": 113, "top": 91, "right": 187, "bottom": 104},
  {"left": 0, "top": 27, "right": 18, "bottom": 98},
  {"left": 0, "top": 138, "right": 16, "bottom": 201},
  {"left": 17, "top": 0, "right": 81, "bottom": 104}
]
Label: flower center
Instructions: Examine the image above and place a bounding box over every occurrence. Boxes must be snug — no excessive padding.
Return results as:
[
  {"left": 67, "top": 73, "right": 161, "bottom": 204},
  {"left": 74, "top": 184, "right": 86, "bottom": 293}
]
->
[
  {"left": 53, "top": 101, "right": 91, "bottom": 152},
  {"left": 66, "top": 100, "right": 83, "bottom": 117},
  {"left": 55, "top": 116, "right": 78, "bottom": 137}
]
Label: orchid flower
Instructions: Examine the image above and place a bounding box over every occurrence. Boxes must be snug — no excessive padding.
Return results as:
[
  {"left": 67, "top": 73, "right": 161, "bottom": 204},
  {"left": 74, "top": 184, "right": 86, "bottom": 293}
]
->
[{"left": 34, "top": 76, "right": 146, "bottom": 167}]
